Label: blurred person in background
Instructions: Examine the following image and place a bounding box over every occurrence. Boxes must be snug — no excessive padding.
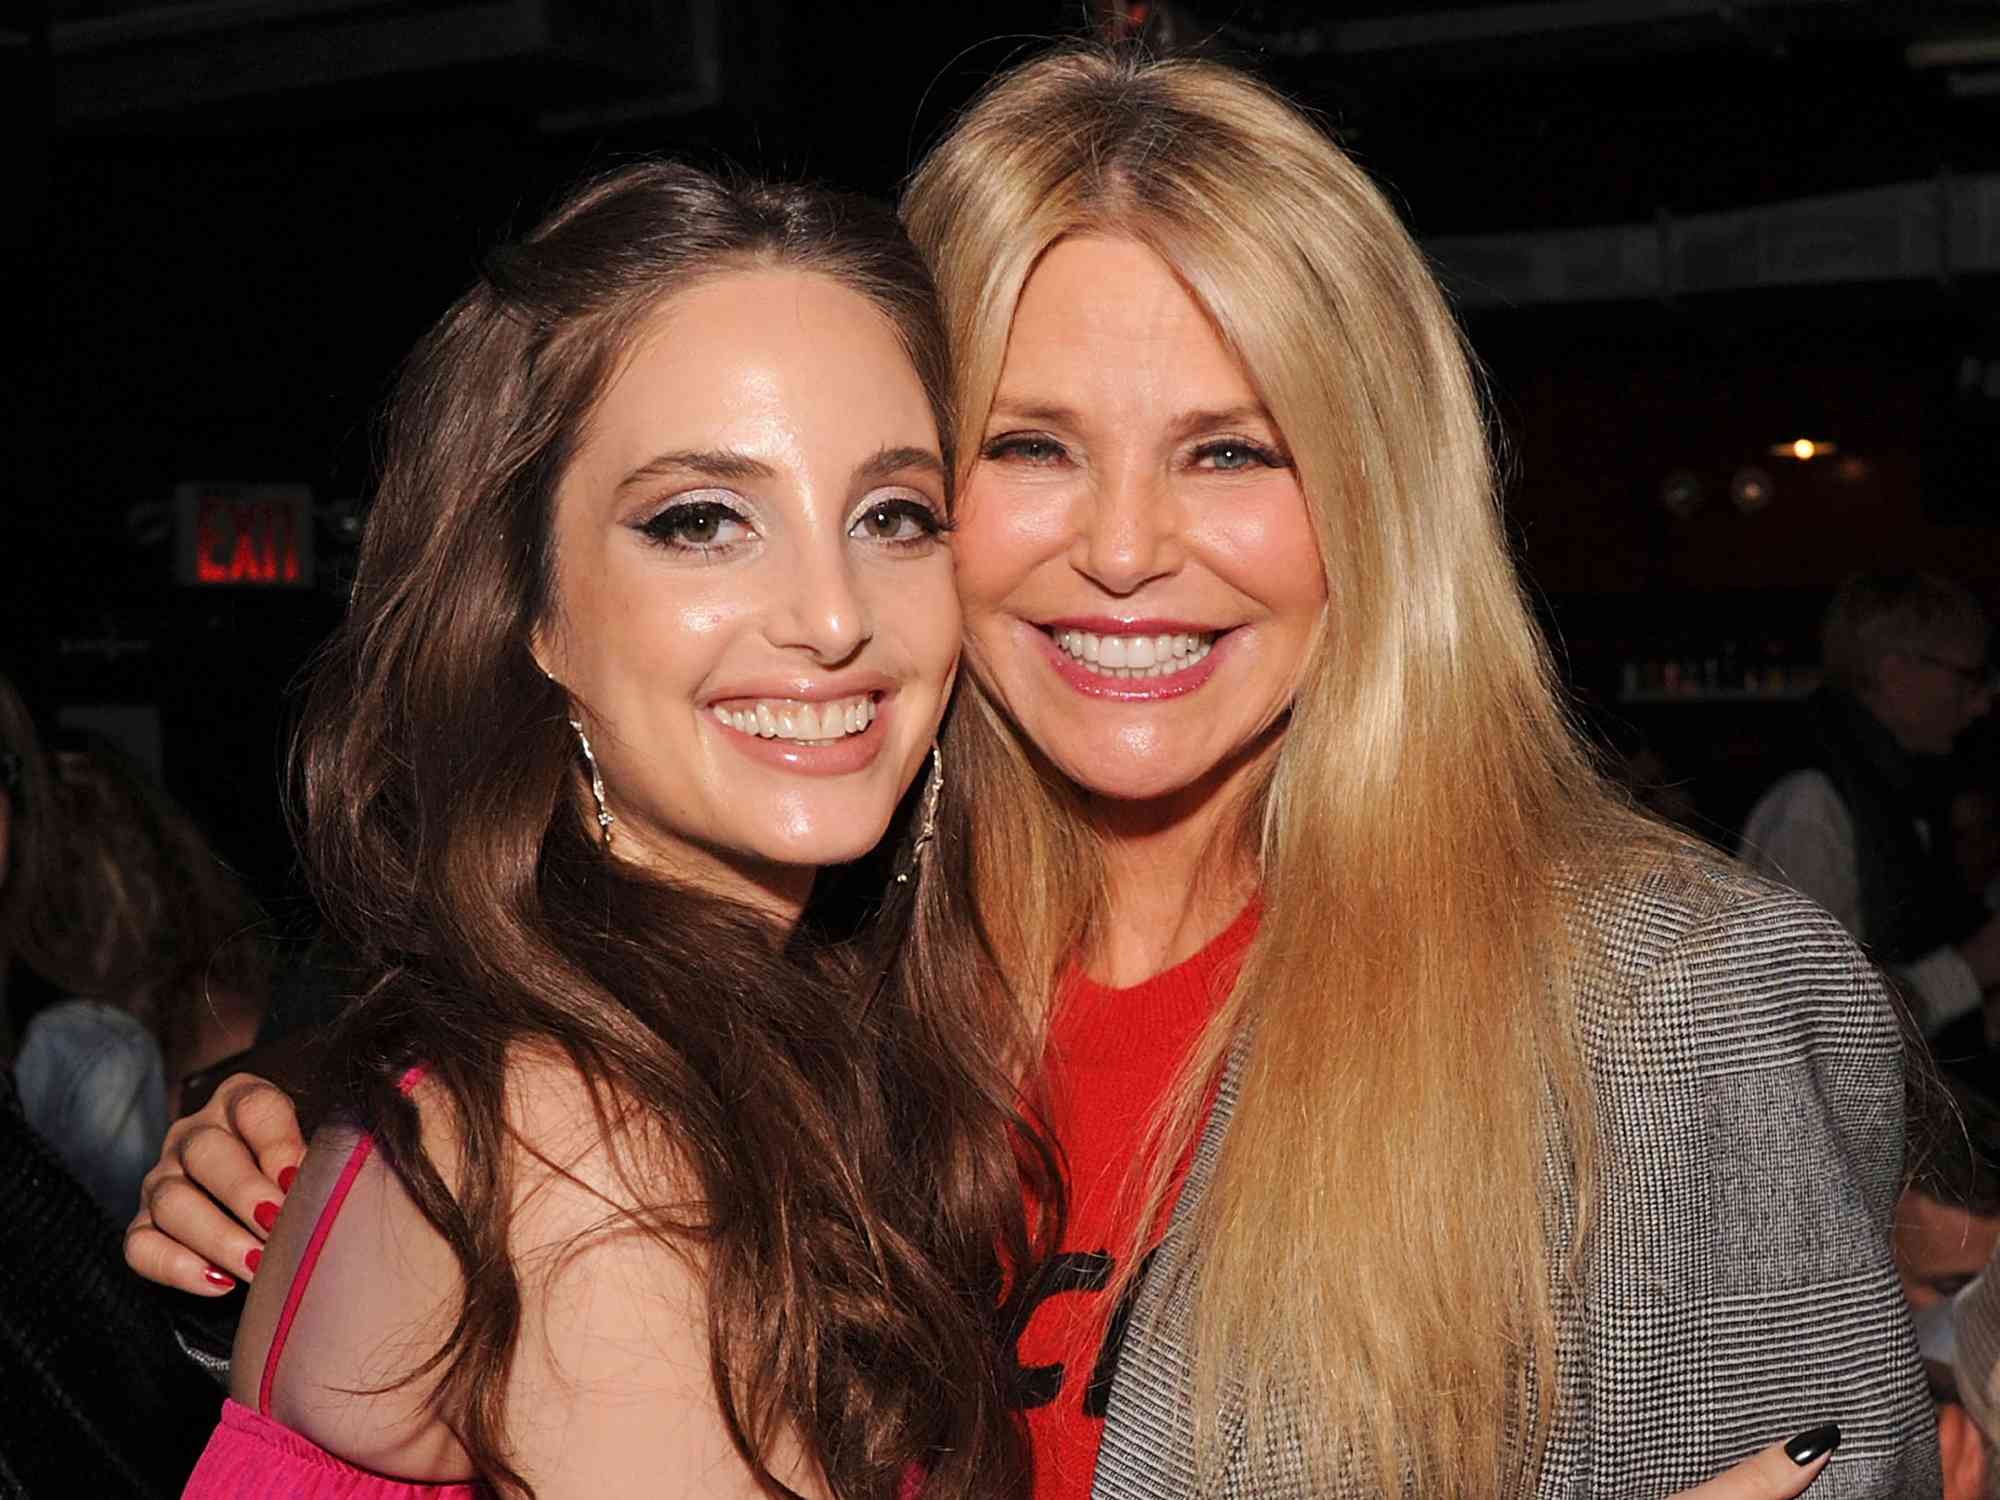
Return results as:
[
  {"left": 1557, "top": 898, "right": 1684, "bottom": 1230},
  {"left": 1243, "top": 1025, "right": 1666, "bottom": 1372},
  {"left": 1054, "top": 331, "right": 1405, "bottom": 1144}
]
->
[
  {"left": 1742, "top": 574, "right": 2000, "bottom": 1053},
  {"left": 1901, "top": 1078, "right": 2000, "bottom": 1500},
  {"left": 12, "top": 742, "right": 269, "bottom": 1220},
  {"left": 0, "top": 671, "right": 219, "bottom": 1496},
  {"left": 1951, "top": 773, "right": 2000, "bottom": 916},
  {"left": 0, "top": 669, "right": 51, "bottom": 1061}
]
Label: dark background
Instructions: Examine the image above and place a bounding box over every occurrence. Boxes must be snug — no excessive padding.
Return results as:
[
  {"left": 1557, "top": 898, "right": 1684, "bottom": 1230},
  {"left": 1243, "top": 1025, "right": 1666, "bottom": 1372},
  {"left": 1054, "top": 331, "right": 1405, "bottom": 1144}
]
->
[{"left": 7, "top": 0, "right": 2000, "bottom": 918}]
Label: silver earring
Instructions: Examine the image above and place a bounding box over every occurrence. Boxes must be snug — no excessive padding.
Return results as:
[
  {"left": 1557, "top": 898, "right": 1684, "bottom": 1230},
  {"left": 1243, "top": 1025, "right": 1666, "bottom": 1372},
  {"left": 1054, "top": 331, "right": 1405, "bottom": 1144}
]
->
[
  {"left": 568, "top": 717, "right": 616, "bottom": 849},
  {"left": 894, "top": 746, "right": 942, "bottom": 885}
]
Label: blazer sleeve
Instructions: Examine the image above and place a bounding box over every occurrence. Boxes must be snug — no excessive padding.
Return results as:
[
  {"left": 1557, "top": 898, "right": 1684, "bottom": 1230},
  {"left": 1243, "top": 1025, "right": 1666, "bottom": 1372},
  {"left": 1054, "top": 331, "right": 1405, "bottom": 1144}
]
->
[{"left": 1552, "top": 874, "right": 1940, "bottom": 1499}]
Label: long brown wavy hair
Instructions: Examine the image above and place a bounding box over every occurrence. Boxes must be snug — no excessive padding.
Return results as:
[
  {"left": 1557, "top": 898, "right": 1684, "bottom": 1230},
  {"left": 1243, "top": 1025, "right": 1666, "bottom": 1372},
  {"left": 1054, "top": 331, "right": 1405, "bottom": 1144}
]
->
[{"left": 294, "top": 162, "right": 1057, "bottom": 1500}]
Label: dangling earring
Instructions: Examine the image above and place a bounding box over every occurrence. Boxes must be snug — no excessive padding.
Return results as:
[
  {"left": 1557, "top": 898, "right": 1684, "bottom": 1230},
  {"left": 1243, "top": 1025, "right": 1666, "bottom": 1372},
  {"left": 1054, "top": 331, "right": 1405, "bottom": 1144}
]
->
[
  {"left": 567, "top": 716, "right": 616, "bottom": 849},
  {"left": 894, "top": 746, "right": 942, "bottom": 886}
]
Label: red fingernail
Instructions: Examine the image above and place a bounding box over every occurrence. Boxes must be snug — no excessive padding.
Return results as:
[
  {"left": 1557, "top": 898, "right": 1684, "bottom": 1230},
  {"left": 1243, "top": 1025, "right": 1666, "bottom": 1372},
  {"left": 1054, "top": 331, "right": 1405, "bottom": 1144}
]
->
[
  {"left": 253, "top": 1201, "right": 280, "bottom": 1231},
  {"left": 203, "top": 1267, "right": 236, "bottom": 1290},
  {"left": 277, "top": 1165, "right": 298, "bottom": 1193},
  {"left": 245, "top": 1247, "right": 263, "bottom": 1275}
]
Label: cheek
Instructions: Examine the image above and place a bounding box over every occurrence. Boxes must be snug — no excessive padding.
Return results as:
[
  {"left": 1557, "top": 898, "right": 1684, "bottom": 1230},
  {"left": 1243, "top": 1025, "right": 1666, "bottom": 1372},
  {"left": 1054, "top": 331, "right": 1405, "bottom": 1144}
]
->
[
  {"left": 1198, "top": 493, "right": 1328, "bottom": 617},
  {"left": 556, "top": 570, "right": 743, "bottom": 696},
  {"left": 954, "top": 477, "right": 1069, "bottom": 616},
  {"left": 902, "top": 565, "right": 964, "bottom": 673}
]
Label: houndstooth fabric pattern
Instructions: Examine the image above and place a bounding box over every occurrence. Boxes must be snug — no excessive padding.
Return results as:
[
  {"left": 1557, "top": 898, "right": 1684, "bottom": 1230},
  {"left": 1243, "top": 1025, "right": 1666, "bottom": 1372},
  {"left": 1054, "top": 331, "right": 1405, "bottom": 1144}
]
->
[{"left": 1093, "top": 853, "right": 1940, "bottom": 1499}]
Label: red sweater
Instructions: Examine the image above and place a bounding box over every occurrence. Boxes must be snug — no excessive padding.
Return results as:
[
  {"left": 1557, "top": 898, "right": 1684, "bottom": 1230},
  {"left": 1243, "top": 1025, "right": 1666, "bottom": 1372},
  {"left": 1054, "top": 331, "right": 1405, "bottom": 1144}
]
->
[{"left": 1015, "top": 903, "right": 1260, "bottom": 1500}]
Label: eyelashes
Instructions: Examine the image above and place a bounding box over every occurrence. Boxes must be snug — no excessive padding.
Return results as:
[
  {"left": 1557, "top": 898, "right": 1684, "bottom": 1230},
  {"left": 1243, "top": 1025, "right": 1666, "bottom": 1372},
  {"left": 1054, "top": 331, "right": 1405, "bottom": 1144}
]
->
[
  {"left": 634, "top": 493, "right": 948, "bottom": 559},
  {"left": 979, "top": 431, "right": 1292, "bottom": 472},
  {"left": 849, "top": 496, "right": 952, "bottom": 546},
  {"left": 980, "top": 433, "right": 1066, "bottom": 465},
  {"left": 639, "top": 499, "right": 747, "bottom": 554},
  {"left": 1188, "top": 438, "right": 1288, "bottom": 472}
]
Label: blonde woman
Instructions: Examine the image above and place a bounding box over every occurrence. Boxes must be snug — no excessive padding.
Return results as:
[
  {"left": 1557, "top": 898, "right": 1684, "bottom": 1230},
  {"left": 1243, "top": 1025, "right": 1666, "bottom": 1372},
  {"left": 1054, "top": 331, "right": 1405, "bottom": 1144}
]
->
[
  {"left": 132, "top": 47, "right": 1927, "bottom": 1500},
  {"left": 896, "top": 46, "right": 1931, "bottom": 1499}
]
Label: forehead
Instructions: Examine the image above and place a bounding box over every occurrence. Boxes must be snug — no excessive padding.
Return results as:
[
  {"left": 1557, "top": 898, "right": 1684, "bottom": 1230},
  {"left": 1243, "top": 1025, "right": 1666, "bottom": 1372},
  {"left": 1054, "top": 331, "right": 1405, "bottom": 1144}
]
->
[
  {"left": 998, "top": 235, "right": 1259, "bottom": 406},
  {"left": 589, "top": 268, "right": 934, "bottom": 446}
]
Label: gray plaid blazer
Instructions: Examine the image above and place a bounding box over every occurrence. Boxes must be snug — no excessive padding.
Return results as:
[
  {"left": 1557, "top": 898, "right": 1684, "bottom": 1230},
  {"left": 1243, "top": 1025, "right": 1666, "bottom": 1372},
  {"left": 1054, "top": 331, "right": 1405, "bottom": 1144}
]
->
[{"left": 1092, "top": 854, "right": 1940, "bottom": 1498}]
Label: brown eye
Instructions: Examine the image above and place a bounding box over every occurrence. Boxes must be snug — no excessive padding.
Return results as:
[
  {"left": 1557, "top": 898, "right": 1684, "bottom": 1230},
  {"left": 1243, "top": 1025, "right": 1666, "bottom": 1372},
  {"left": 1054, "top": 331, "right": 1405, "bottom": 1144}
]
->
[
  {"left": 639, "top": 500, "right": 747, "bottom": 551},
  {"left": 850, "top": 498, "right": 943, "bottom": 546}
]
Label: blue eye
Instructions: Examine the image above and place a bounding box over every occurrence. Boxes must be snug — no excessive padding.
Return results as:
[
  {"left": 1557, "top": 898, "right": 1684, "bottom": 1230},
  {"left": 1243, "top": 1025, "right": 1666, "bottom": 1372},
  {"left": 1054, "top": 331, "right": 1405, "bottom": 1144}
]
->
[
  {"left": 981, "top": 433, "right": 1067, "bottom": 465},
  {"left": 1192, "top": 439, "right": 1284, "bottom": 471}
]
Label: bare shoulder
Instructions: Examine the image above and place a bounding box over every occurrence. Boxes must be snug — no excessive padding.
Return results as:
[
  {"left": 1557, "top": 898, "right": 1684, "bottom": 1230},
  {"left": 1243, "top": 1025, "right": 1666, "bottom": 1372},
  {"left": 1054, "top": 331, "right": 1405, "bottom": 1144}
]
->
[
  {"left": 230, "top": 1075, "right": 471, "bottom": 1480},
  {"left": 232, "top": 1046, "right": 828, "bottom": 1497},
  {"left": 490, "top": 1044, "right": 831, "bottom": 1499}
]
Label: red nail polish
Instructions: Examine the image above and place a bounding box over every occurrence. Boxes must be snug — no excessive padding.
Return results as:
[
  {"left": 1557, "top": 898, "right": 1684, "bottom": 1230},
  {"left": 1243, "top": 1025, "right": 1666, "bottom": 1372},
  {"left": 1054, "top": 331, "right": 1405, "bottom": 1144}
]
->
[
  {"left": 277, "top": 1165, "right": 298, "bottom": 1193},
  {"left": 253, "top": 1201, "right": 280, "bottom": 1231},
  {"left": 203, "top": 1267, "right": 236, "bottom": 1290},
  {"left": 245, "top": 1247, "right": 263, "bottom": 1275}
]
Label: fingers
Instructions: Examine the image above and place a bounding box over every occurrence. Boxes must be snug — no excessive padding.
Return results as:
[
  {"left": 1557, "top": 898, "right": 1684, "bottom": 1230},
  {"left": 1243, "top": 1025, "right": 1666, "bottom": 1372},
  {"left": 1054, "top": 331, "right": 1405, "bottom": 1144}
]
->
[
  {"left": 1938, "top": 1403, "right": 1988, "bottom": 1500},
  {"left": 1669, "top": 1426, "right": 1840, "bottom": 1500},
  {"left": 122, "top": 1073, "right": 306, "bottom": 1293},
  {"left": 123, "top": 1214, "right": 244, "bottom": 1297},
  {"left": 221, "top": 1075, "right": 309, "bottom": 1183}
]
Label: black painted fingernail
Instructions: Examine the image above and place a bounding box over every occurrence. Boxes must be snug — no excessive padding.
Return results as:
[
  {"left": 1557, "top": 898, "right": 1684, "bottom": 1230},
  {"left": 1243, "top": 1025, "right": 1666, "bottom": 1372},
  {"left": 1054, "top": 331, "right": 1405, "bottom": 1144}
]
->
[{"left": 1785, "top": 1423, "right": 1841, "bottom": 1466}]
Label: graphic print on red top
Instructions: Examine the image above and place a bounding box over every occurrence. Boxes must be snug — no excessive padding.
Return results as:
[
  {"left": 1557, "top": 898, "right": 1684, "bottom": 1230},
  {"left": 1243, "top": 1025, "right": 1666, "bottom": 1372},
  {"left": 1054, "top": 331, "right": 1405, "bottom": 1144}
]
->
[{"left": 1004, "top": 903, "right": 1259, "bottom": 1500}]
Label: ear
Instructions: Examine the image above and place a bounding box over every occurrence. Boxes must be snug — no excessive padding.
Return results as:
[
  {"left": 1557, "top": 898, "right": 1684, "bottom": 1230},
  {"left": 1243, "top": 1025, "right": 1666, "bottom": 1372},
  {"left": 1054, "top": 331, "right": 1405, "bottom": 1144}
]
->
[{"left": 528, "top": 621, "right": 563, "bottom": 689}]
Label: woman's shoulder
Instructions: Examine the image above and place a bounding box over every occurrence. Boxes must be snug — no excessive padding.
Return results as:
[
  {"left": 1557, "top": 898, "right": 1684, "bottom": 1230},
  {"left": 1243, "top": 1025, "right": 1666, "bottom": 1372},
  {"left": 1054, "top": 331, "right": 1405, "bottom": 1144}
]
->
[
  {"left": 1562, "top": 835, "right": 1870, "bottom": 981},
  {"left": 1557, "top": 836, "right": 1897, "bottom": 1056},
  {"left": 229, "top": 1078, "right": 473, "bottom": 1482},
  {"left": 15, "top": 998, "right": 158, "bottom": 1083}
]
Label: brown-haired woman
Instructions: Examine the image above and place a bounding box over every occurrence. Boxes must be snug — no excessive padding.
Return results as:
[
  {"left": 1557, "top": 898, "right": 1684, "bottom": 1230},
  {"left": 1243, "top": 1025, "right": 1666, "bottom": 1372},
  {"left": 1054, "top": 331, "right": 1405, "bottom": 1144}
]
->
[{"left": 164, "top": 161, "right": 1052, "bottom": 1500}]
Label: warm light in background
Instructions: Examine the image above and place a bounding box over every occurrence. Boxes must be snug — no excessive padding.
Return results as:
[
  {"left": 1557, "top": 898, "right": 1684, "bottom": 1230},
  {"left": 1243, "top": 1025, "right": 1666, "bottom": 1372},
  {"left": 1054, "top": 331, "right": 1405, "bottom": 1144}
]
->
[{"left": 1769, "top": 438, "right": 1838, "bottom": 460}]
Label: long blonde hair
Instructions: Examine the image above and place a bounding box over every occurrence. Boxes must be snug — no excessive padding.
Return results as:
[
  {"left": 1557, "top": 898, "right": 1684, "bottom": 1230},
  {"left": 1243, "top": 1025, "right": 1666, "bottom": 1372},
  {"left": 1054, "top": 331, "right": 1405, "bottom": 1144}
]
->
[{"left": 906, "top": 46, "right": 1651, "bottom": 1495}]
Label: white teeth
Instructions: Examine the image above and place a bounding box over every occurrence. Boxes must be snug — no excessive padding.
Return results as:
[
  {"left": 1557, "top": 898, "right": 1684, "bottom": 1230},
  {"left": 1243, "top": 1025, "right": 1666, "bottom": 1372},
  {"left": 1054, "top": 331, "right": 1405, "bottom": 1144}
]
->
[
  {"left": 714, "top": 694, "right": 878, "bottom": 743},
  {"left": 1050, "top": 628, "right": 1216, "bottom": 680}
]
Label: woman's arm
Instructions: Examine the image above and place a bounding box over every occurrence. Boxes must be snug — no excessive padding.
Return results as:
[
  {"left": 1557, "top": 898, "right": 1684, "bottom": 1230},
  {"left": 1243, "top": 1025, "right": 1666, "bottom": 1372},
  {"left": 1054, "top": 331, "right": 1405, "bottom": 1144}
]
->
[{"left": 1572, "top": 866, "right": 1938, "bottom": 1497}]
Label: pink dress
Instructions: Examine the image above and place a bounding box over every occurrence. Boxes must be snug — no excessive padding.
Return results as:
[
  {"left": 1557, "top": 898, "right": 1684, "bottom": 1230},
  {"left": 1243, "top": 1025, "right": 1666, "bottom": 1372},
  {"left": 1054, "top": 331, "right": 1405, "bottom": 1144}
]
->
[{"left": 180, "top": 1112, "right": 486, "bottom": 1499}]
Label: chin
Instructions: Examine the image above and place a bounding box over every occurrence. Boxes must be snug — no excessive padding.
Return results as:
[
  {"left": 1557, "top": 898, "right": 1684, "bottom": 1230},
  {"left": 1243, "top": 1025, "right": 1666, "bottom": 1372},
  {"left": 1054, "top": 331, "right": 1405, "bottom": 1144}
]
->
[{"left": 1058, "top": 754, "right": 1213, "bottom": 805}]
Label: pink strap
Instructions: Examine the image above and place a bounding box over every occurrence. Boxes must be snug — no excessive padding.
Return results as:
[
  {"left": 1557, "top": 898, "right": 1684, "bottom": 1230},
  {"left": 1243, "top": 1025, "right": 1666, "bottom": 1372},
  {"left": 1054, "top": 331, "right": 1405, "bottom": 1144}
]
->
[{"left": 258, "top": 1066, "right": 429, "bottom": 1418}]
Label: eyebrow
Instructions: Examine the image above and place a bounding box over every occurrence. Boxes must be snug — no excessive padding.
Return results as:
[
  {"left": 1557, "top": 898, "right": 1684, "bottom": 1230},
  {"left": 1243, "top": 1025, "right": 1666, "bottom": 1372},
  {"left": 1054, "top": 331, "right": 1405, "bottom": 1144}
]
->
[
  {"left": 616, "top": 445, "right": 945, "bottom": 494},
  {"left": 855, "top": 445, "right": 947, "bottom": 485},
  {"left": 617, "top": 449, "right": 775, "bottom": 492}
]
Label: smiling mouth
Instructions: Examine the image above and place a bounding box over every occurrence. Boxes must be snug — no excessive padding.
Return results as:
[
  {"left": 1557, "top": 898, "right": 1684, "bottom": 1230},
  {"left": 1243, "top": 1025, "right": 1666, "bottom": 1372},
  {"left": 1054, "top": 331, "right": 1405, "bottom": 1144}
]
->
[
  {"left": 1046, "top": 627, "right": 1219, "bottom": 681},
  {"left": 711, "top": 694, "right": 879, "bottom": 743}
]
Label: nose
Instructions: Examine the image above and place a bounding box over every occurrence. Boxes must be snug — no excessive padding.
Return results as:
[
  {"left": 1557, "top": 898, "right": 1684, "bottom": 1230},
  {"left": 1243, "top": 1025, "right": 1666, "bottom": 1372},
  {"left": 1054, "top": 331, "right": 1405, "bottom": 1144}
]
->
[
  {"left": 768, "top": 542, "right": 871, "bottom": 665},
  {"left": 1070, "top": 462, "right": 1183, "bottom": 596}
]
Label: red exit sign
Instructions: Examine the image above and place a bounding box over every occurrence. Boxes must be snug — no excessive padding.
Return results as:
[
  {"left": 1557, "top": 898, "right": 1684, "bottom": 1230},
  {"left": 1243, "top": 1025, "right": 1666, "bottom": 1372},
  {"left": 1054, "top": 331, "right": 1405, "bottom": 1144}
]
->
[{"left": 175, "top": 484, "right": 315, "bottom": 588}]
